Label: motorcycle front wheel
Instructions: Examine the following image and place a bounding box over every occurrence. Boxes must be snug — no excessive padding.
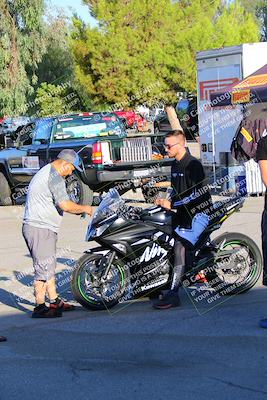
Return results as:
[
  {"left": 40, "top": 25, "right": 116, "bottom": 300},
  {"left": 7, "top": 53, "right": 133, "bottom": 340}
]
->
[
  {"left": 71, "top": 252, "right": 129, "bottom": 310},
  {"left": 206, "top": 232, "right": 262, "bottom": 295}
]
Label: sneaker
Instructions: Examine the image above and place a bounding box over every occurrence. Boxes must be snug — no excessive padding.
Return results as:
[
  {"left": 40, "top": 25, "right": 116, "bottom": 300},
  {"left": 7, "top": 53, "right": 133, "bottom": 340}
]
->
[
  {"left": 32, "top": 305, "right": 62, "bottom": 318},
  {"left": 259, "top": 318, "right": 267, "bottom": 329},
  {"left": 0, "top": 336, "right": 7, "bottom": 342},
  {"left": 50, "top": 299, "right": 76, "bottom": 312},
  {"left": 153, "top": 291, "right": 181, "bottom": 310}
]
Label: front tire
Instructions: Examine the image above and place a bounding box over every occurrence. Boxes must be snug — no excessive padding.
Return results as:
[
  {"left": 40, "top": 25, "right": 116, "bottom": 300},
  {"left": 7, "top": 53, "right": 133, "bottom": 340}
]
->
[
  {"left": 207, "top": 232, "right": 262, "bottom": 295},
  {"left": 71, "top": 252, "right": 129, "bottom": 310}
]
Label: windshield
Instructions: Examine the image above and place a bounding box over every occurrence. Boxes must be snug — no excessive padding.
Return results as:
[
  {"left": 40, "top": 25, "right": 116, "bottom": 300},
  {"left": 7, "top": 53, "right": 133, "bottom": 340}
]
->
[
  {"left": 86, "top": 189, "right": 125, "bottom": 240},
  {"left": 53, "top": 114, "right": 124, "bottom": 141}
]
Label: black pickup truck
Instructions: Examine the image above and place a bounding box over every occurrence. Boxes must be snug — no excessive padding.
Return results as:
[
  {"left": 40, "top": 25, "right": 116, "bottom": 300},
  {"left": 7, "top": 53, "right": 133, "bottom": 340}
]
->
[{"left": 0, "top": 112, "right": 172, "bottom": 206}]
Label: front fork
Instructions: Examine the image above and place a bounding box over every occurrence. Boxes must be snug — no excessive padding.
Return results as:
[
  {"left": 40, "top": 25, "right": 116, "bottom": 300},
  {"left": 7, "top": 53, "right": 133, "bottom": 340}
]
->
[{"left": 98, "top": 251, "right": 116, "bottom": 281}]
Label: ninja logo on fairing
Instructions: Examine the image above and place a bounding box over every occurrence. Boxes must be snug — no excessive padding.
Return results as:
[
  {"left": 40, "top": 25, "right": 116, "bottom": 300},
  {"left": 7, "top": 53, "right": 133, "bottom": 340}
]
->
[{"left": 140, "top": 243, "right": 168, "bottom": 263}]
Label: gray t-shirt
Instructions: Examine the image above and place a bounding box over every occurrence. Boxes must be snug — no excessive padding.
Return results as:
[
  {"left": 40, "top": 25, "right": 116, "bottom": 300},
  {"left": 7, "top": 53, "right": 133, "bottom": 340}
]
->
[{"left": 23, "top": 164, "right": 70, "bottom": 232}]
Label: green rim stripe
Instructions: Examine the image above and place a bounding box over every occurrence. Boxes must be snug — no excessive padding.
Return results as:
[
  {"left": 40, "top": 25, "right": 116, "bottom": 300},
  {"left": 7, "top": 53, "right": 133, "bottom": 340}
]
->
[
  {"left": 77, "top": 263, "right": 126, "bottom": 303},
  {"left": 222, "top": 240, "right": 257, "bottom": 278},
  {"left": 77, "top": 275, "right": 95, "bottom": 303}
]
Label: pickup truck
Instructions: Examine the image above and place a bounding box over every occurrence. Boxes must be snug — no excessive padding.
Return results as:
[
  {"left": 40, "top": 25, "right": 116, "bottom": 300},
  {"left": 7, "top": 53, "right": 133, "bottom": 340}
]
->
[{"left": 0, "top": 112, "right": 172, "bottom": 206}]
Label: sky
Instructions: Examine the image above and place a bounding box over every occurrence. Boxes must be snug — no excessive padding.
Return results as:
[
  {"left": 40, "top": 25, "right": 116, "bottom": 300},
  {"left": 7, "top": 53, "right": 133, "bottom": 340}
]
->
[{"left": 48, "top": 0, "right": 97, "bottom": 25}]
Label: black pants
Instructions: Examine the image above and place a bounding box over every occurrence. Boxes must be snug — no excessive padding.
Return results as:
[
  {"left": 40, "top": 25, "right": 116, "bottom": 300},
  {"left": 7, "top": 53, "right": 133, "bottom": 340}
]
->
[
  {"left": 171, "top": 240, "right": 186, "bottom": 292},
  {"left": 261, "top": 211, "right": 267, "bottom": 286}
]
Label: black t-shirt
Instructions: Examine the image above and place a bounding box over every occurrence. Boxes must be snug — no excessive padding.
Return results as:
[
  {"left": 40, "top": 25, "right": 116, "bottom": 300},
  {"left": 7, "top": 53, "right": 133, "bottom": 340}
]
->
[
  {"left": 170, "top": 152, "right": 212, "bottom": 228},
  {"left": 256, "top": 136, "right": 267, "bottom": 209}
]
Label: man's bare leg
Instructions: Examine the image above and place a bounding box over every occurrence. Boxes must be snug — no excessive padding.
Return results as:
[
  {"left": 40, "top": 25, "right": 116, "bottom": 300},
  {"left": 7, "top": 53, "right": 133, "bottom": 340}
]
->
[
  {"left": 32, "top": 279, "right": 62, "bottom": 318},
  {"left": 46, "top": 277, "right": 58, "bottom": 302},
  {"left": 46, "top": 277, "right": 76, "bottom": 312},
  {"left": 34, "top": 280, "right": 47, "bottom": 305}
]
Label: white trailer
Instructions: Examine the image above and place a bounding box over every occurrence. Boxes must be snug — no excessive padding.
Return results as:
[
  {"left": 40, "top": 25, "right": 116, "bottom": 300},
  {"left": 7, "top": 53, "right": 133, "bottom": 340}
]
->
[{"left": 196, "top": 43, "right": 267, "bottom": 170}]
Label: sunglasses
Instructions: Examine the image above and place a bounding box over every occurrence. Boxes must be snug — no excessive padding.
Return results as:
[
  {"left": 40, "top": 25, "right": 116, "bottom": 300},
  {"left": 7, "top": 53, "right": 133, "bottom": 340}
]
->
[{"left": 164, "top": 142, "right": 181, "bottom": 150}]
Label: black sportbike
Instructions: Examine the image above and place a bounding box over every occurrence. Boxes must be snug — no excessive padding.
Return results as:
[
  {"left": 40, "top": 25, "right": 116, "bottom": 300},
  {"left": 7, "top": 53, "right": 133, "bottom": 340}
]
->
[{"left": 71, "top": 189, "right": 262, "bottom": 310}]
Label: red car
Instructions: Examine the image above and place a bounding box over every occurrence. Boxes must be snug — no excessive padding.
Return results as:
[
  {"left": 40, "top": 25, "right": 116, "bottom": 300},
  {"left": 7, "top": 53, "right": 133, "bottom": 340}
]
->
[{"left": 114, "top": 110, "right": 148, "bottom": 131}]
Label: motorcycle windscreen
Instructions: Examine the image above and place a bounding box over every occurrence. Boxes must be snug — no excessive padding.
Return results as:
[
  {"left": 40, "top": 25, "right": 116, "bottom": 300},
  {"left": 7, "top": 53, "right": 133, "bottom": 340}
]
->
[{"left": 86, "top": 189, "right": 124, "bottom": 240}]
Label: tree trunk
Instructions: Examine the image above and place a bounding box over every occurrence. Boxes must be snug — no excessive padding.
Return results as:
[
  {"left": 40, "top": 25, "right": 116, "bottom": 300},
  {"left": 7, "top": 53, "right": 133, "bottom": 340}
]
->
[{"left": 165, "top": 105, "right": 183, "bottom": 131}]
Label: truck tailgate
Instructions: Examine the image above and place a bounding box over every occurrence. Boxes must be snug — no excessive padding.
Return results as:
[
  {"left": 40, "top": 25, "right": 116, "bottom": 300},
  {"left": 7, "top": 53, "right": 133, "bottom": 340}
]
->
[{"left": 109, "top": 135, "right": 165, "bottom": 163}]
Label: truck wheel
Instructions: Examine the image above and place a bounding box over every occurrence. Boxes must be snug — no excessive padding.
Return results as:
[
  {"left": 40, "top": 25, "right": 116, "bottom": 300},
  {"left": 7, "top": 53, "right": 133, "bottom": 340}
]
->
[
  {"left": 0, "top": 172, "right": 12, "bottom": 206},
  {"left": 66, "top": 174, "right": 93, "bottom": 205}
]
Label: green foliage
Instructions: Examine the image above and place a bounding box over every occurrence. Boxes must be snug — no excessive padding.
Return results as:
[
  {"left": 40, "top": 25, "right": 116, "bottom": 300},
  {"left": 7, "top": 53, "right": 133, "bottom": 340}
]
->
[
  {"left": 37, "top": 11, "right": 74, "bottom": 85},
  {"left": 34, "top": 82, "right": 83, "bottom": 117},
  {"left": 239, "top": 0, "right": 267, "bottom": 41},
  {"left": 34, "top": 10, "right": 90, "bottom": 114},
  {"left": 71, "top": 0, "right": 260, "bottom": 108},
  {"left": 0, "top": 0, "right": 46, "bottom": 116},
  {"left": 176, "top": 0, "right": 260, "bottom": 91}
]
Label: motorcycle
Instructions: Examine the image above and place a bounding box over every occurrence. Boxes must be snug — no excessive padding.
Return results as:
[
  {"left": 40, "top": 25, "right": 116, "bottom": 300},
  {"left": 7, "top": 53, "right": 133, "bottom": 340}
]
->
[{"left": 71, "top": 189, "right": 262, "bottom": 310}]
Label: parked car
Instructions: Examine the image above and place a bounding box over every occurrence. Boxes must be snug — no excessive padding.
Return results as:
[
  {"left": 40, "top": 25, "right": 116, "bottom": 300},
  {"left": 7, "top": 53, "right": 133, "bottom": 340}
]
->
[
  {"left": 0, "top": 116, "right": 33, "bottom": 149},
  {"left": 2, "top": 117, "right": 32, "bottom": 137},
  {"left": 0, "top": 112, "right": 171, "bottom": 206},
  {"left": 148, "top": 107, "right": 165, "bottom": 122},
  {"left": 0, "top": 118, "right": 5, "bottom": 149},
  {"left": 153, "top": 97, "right": 198, "bottom": 141},
  {"left": 114, "top": 110, "right": 149, "bottom": 131}
]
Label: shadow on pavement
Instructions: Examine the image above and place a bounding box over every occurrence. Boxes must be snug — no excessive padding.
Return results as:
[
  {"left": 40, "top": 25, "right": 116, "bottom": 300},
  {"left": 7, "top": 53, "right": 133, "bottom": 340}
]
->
[{"left": 0, "top": 286, "right": 32, "bottom": 314}]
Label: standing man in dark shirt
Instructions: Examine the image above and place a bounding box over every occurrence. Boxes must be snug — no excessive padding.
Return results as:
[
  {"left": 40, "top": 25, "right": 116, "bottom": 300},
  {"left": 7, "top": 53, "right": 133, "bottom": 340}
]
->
[
  {"left": 256, "top": 136, "right": 267, "bottom": 287},
  {"left": 256, "top": 136, "right": 267, "bottom": 328},
  {"left": 153, "top": 130, "right": 212, "bottom": 309}
]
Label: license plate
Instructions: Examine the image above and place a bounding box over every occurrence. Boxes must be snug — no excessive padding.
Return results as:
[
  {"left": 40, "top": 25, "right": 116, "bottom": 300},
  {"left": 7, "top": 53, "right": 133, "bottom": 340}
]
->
[{"left": 133, "top": 169, "right": 149, "bottom": 177}]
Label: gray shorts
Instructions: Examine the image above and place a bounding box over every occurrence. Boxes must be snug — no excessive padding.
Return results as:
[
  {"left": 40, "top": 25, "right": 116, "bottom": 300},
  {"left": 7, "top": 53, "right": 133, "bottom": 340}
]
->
[{"left": 22, "top": 224, "right": 57, "bottom": 281}]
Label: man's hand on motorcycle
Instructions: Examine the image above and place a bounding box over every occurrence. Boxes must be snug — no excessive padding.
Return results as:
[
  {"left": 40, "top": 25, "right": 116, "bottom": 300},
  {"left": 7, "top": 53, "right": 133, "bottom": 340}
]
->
[
  {"left": 83, "top": 205, "right": 93, "bottom": 216},
  {"left": 155, "top": 199, "right": 171, "bottom": 209}
]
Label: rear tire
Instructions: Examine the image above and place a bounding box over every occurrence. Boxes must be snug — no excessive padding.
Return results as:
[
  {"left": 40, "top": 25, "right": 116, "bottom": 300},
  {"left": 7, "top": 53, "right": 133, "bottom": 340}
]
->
[
  {"left": 0, "top": 172, "right": 12, "bottom": 206},
  {"left": 207, "top": 232, "right": 262, "bottom": 295}
]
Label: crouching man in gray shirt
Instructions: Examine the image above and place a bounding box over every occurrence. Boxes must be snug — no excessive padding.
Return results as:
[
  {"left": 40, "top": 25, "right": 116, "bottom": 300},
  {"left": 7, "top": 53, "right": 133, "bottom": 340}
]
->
[{"left": 22, "top": 149, "right": 93, "bottom": 318}]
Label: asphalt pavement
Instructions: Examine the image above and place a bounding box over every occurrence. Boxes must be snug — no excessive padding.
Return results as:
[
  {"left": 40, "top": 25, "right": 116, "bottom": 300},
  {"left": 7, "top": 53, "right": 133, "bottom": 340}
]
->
[{"left": 0, "top": 191, "right": 267, "bottom": 400}]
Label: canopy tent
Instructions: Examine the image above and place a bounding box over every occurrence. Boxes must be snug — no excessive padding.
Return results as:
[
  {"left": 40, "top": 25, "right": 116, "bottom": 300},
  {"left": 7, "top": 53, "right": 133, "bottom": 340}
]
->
[{"left": 210, "top": 63, "right": 267, "bottom": 107}]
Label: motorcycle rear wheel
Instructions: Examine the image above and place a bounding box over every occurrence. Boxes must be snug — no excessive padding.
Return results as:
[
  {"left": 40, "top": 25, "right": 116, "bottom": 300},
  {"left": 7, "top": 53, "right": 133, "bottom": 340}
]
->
[
  {"left": 207, "top": 232, "right": 262, "bottom": 295},
  {"left": 71, "top": 252, "right": 129, "bottom": 310}
]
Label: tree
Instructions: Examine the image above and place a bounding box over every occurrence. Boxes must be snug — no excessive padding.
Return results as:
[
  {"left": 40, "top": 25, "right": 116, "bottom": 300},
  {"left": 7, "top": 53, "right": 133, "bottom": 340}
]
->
[
  {"left": 34, "top": 82, "right": 83, "bottom": 117},
  {"left": 33, "top": 8, "right": 91, "bottom": 115},
  {"left": 71, "top": 0, "right": 260, "bottom": 117},
  {"left": 0, "top": 0, "right": 46, "bottom": 117},
  {"left": 37, "top": 10, "right": 74, "bottom": 86},
  {"left": 239, "top": 0, "right": 267, "bottom": 41}
]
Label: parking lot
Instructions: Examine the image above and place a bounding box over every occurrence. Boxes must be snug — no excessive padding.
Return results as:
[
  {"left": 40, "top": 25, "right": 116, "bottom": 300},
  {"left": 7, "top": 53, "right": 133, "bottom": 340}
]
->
[{"left": 0, "top": 192, "right": 267, "bottom": 399}]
